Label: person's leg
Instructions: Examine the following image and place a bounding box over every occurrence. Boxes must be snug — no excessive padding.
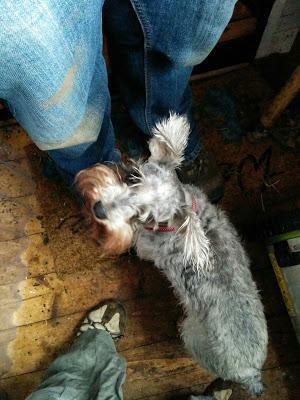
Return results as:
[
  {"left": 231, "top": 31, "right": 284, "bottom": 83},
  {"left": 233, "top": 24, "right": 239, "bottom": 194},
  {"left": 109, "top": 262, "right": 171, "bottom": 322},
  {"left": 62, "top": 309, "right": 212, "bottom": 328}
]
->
[
  {"left": 0, "top": 0, "right": 119, "bottom": 187},
  {"left": 26, "top": 301, "right": 127, "bottom": 400},
  {"left": 104, "top": 0, "right": 237, "bottom": 200},
  {"left": 104, "top": 0, "right": 200, "bottom": 157},
  {"left": 105, "top": 0, "right": 237, "bottom": 157}
]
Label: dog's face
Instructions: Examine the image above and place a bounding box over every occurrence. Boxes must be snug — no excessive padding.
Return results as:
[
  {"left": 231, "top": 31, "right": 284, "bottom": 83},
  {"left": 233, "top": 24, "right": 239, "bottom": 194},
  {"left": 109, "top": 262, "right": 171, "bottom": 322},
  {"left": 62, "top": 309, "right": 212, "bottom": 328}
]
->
[
  {"left": 75, "top": 114, "right": 191, "bottom": 255},
  {"left": 75, "top": 163, "right": 137, "bottom": 254}
]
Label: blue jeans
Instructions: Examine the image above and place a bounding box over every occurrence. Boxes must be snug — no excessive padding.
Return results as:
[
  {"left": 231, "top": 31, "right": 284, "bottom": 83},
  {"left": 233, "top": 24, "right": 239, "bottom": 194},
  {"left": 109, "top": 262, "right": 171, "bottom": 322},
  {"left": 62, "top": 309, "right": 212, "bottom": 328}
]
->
[
  {"left": 24, "top": 329, "right": 211, "bottom": 400},
  {"left": 0, "top": 0, "right": 236, "bottom": 185},
  {"left": 26, "top": 330, "right": 126, "bottom": 400}
]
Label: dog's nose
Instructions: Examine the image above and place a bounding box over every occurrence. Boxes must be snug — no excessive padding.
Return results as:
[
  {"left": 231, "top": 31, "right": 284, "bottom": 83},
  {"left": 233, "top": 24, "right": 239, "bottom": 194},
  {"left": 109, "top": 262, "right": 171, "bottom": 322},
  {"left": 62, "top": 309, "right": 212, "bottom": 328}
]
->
[{"left": 93, "top": 201, "right": 107, "bottom": 220}]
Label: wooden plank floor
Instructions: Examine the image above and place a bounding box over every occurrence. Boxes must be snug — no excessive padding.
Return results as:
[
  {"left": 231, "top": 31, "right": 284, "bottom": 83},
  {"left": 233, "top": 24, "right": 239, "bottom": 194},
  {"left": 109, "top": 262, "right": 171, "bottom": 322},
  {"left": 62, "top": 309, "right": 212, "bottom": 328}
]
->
[{"left": 1, "top": 69, "right": 300, "bottom": 399}]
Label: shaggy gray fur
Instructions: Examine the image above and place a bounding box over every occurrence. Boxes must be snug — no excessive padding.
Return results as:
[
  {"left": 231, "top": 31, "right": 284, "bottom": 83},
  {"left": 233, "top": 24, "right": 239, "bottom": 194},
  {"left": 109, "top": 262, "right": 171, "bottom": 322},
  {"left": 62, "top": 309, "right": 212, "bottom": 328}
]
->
[
  {"left": 135, "top": 181, "right": 268, "bottom": 396},
  {"left": 133, "top": 116, "right": 268, "bottom": 397}
]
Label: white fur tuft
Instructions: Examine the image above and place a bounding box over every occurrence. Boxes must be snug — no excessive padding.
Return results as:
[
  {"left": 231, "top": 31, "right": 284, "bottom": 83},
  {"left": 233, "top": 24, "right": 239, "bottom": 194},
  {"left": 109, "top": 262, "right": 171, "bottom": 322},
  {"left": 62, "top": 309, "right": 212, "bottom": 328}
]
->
[
  {"left": 149, "top": 112, "right": 190, "bottom": 167},
  {"left": 178, "top": 210, "right": 213, "bottom": 274}
]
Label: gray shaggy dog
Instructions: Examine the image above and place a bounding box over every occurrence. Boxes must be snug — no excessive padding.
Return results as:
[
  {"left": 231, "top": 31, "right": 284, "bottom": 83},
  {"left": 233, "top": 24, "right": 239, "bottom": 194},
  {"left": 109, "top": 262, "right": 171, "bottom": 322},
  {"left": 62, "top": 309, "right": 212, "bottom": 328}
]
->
[{"left": 76, "top": 114, "right": 268, "bottom": 398}]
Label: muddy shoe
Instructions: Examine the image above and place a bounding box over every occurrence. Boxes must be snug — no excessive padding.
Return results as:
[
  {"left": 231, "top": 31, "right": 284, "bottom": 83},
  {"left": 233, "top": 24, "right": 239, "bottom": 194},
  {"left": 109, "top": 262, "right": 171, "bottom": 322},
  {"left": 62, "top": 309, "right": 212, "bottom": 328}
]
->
[
  {"left": 201, "top": 378, "right": 252, "bottom": 400},
  {"left": 188, "top": 379, "right": 233, "bottom": 400},
  {"left": 178, "top": 149, "right": 224, "bottom": 203},
  {"left": 77, "top": 300, "right": 127, "bottom": 341}
]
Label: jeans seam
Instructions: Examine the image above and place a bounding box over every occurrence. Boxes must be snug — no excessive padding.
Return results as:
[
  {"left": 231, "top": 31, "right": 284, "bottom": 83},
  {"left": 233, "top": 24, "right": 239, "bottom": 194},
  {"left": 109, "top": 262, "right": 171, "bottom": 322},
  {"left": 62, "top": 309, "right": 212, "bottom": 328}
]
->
[{"left": 129, "top": 0, "right": 152, "bottom": 135}]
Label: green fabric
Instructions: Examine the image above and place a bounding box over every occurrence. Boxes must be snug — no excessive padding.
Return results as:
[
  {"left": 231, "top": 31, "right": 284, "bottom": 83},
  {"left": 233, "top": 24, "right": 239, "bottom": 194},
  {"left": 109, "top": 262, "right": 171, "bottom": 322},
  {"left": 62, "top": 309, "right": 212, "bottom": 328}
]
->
[{"left": 26, "top": 330, "right": 126, "bottom": 400}]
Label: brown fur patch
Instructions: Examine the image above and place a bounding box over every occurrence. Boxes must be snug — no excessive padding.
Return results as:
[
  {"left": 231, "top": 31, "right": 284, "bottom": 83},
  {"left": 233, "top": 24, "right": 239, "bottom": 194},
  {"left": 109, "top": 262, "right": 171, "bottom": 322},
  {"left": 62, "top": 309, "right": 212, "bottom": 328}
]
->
[
  {"left": 75, "top": 164, "right": 133, "bottom": 255},
  {"left": 75, "top": 164, "right": 121, "bottom": 208}
]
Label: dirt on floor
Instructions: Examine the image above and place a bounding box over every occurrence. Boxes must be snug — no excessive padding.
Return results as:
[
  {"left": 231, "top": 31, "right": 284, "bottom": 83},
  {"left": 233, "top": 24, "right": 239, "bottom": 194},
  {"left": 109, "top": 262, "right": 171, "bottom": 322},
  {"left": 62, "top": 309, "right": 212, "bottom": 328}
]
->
[{"left": 191, "top": 65, "right": 300, "bottom": 231}]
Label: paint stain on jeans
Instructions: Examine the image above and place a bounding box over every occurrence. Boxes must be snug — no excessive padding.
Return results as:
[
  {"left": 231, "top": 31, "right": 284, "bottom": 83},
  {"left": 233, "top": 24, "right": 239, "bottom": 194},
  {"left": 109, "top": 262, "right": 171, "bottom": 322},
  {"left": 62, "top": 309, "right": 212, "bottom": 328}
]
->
[{"left": 43, "top": 63, "right": 78, "bottom": 110}]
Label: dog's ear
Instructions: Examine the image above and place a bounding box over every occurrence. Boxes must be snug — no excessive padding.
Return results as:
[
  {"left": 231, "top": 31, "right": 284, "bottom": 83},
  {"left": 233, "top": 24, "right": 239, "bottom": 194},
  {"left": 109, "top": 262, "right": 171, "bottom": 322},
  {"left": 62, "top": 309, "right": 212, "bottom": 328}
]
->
[
  {"left": 90, "top": 219, "right": 134, "bottom": 255},
  {"left": 149, "top": 113, "right": 190, "bottom": 168},
  {"left": 177, "top": 210, "right": 213, "bottom": 274}
]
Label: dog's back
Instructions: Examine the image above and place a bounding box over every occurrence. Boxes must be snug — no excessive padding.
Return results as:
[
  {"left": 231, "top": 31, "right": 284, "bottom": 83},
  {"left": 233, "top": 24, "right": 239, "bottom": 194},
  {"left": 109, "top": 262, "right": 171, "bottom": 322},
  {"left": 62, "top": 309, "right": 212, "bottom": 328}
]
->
[{"left": 152, "top": 185, "right": 268, "bottom": 396}]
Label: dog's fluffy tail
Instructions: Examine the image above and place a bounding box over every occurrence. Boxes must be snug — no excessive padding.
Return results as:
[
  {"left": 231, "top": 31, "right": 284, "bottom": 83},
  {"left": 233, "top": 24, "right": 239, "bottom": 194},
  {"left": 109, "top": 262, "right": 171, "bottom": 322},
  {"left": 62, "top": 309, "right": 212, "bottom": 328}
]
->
[
  {"left": 178, "top": 209, "right": 213, "bottom": 274},
  {"left": 149, "top": 112, "right": 190, "bottom": 168}
]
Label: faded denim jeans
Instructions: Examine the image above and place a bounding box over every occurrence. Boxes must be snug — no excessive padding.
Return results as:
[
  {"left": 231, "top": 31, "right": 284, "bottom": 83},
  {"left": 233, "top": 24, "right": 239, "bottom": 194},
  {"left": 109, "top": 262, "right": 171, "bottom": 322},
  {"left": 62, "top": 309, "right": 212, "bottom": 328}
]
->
[
  {"left": 26, "top": 330, "right": 126, "bottom": 400},
  {"left": 24, "top": 329, "right": 214, "bottom": 400},
  {"left": 0, "top": 0, "right": 237, "bottom": 185}
]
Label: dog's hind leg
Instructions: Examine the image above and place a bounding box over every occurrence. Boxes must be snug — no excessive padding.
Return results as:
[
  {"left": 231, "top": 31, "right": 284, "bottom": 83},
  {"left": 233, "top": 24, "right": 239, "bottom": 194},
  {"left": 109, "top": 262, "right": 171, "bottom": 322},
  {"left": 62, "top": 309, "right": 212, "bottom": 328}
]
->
[{"left": 241, "top": 374, "right": 264, "bottom": 397}]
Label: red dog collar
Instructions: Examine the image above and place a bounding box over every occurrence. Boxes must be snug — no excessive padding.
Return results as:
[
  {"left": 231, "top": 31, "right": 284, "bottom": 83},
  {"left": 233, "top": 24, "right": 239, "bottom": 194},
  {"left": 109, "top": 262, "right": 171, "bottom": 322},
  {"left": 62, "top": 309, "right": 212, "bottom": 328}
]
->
[{"left": 144, "top": 196, "right": 197, "bottom": 233}]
